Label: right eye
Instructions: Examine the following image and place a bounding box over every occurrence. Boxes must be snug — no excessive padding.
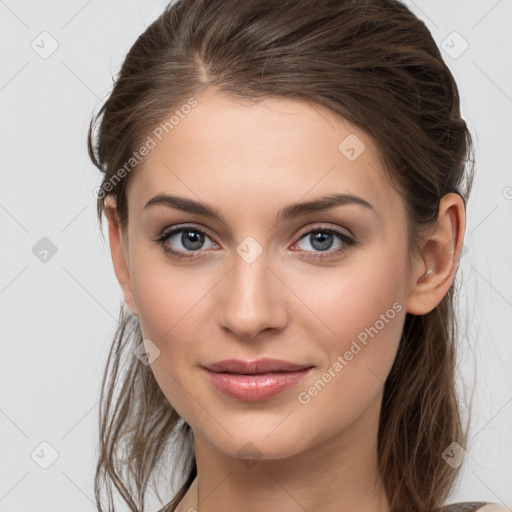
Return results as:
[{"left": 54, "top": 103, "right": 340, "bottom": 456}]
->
[{"left": 156, "top": 226, "right": 218, "bottom": 259}]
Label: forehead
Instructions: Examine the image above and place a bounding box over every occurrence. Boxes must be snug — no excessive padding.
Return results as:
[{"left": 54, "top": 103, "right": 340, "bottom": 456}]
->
[{"left": 126, "top": 89, "right": 402, "bottom": 220}]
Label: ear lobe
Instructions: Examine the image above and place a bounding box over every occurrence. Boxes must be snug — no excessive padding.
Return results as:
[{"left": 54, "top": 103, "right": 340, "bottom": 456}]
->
[
  {"left": 405, "top": 192, "right": 466, "bottom": 316},
  {"left": 104, "top": 196, "right": 139, "bottom": 316}
]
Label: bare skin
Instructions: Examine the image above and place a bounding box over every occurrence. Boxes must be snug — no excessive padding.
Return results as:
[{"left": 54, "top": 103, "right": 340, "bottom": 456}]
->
[{"left": 104, "top": 88, "right": 465, "bottom": 512}]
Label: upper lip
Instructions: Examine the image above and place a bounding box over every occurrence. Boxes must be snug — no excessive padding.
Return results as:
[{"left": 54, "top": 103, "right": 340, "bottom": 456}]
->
[{"left": 203, "top": 358, "right": 313, "bottom": 374}]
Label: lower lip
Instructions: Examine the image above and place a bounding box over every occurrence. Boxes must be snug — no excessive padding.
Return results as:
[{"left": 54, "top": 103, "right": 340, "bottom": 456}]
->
[{"left": 204, "top": 367, "right": 313, "bottom": 401}]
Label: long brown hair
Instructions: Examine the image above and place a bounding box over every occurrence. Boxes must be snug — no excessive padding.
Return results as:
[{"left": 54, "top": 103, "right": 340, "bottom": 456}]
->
[{"left": 88, "top": 0, "right": 475, "bottom": 510}]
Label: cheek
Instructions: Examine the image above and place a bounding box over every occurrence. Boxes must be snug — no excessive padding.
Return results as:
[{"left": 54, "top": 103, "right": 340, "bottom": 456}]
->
[
  {"left": 331, "top": 267, "right": 404, "bottom": 345},
  {"left": 130, "top": 273, "right": 194, "bottom": 419},
  {"left": 133, "top": 277, "right": 208, "bottom": 372},
  {"left": 292, "top": 248, "right": 408, "bottom": 431},
  {"left": 302, "top": 241, "right": 407, "bottom": 343},
  {"left": 128, "top": 251, "right": 215, "bottom": 415},
  {"left": 129, "top": 243, "right": 209, "bottom": 346}
]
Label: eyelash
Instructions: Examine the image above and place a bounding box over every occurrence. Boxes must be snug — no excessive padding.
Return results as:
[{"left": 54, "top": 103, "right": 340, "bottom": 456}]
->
[{"left": 155, "top": 224, "right": 356, "bottom": 261}]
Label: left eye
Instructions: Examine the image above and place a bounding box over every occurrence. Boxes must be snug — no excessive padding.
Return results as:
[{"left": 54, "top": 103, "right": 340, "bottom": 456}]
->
[
  {"left": 156, "top": 226, "right": 355, "bottom": 259},
  {"left": 293, "top": 228, "right": 355, "bottom": 254}
]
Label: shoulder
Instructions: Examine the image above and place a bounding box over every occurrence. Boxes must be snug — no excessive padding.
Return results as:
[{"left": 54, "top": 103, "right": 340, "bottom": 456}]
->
[
  {"left": 477, "top": 503, "right": 512, "bottom": 512},
  {"left": 438, "top": 503, "right": 511, "bottom": 512},
  {"left": 477, "top": 505, "right": 512, "bottom": 511}
]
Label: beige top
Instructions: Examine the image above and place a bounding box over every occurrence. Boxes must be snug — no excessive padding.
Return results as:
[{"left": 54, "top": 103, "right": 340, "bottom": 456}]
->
[{"left": 438, "top": 504, "right": 506, "bottom": 512}]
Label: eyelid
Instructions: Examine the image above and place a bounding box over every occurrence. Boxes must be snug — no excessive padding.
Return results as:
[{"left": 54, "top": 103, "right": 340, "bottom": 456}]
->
[{"left": 293, "top": 223, "right": 354, "bottom": 243}]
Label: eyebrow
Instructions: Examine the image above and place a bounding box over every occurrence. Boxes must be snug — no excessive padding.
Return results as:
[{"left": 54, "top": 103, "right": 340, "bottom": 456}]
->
[{"left": 143, "top": 192, "right": 375, "bottom": 224}]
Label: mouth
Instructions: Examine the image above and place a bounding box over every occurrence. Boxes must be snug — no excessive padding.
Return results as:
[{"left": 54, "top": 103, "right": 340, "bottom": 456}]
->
[
  {"left": 202, "top": 358, "right": 314, "bottom": 401},
  {"left": 203, "top": 358, "right": 313, "bottom": 374}
]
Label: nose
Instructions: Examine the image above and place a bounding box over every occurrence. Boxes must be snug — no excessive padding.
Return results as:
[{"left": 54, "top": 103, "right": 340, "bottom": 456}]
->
[{"left": 217, "top": 250, "right": 288, "bottom": 340}]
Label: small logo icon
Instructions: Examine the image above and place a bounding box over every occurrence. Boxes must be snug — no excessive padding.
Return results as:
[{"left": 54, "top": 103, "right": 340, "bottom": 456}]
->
[
  {"left": 31, "top": 31, "right": 59, "bottom": 59},
  {"left": 237, "top": 442, "right": 263, "bottom": 468},
  {"left": 32, "top": 237, "right": 58, "bottom": 263},
  {"left": 133, "top": 338, "right": 160, "bottom": 365},
  {"left": 31, "top": 441, "right": 59, "bottom": 469},
  {"left": 236, "top": 236, "right": 263, "bottom": 264},
  {"left": 441, "top": 441, "right": 468, "bottom": 468},
  {"left": 503, "top": 186, "right": 512, "bottom": 200},
  {"left": 338, "top": 134, "right": 366, "bottom": 161},
  {"left": 441, "top": 31, "right": 469, "bottom": 59}
]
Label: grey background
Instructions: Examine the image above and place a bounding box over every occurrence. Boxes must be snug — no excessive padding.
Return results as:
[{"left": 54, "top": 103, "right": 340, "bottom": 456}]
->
[{"left": 1, "top": 0, "right": 511, "bottom": 510}]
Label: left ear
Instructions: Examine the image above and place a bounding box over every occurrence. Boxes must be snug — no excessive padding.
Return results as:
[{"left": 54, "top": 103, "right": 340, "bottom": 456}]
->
[{"left": 406, "top": 192, "right": 466, "bottom": 315}]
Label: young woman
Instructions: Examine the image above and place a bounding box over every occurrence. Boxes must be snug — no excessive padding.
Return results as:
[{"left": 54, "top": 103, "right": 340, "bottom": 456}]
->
[{"left": 88, "top": 1, "right": 506, "bottom": 511}]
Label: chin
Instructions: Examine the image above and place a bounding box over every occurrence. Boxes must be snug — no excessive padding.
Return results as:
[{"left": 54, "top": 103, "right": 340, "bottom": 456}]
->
[{"left": 192, "top": 411, "right": 325, "bottom": 464}]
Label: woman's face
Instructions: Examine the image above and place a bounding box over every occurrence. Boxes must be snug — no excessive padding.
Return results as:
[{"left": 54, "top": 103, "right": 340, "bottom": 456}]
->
[{"left": 113, "top": 88, "right": 417, "bottom": 461}]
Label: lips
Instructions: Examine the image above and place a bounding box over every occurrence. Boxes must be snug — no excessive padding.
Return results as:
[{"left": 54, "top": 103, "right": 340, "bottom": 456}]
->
[
  {"left": 203, "top": 358, "right": 313, "bottom": 375},
  {"left": 202, "top": 358, "right": 314, "bottom": 401}
]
